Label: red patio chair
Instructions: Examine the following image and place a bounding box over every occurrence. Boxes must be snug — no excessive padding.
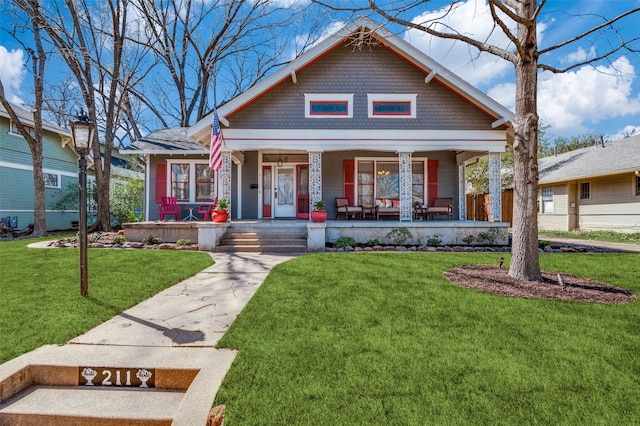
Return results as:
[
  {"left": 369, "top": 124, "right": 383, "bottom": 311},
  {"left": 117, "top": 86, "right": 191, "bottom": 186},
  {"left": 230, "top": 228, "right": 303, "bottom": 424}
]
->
[
  {"left": 159, "top": 196, "right": 181, "bottom": 220},
  {"left": 197, "top": 204, "right": 213, "bottom": 221}
]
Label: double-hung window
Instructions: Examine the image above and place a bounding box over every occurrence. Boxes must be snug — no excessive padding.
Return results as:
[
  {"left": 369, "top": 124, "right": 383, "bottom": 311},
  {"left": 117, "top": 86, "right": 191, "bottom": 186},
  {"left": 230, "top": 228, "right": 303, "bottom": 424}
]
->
[
  {"left": 541, "top": 186, "right": 553, "bottom": 214},
  {"left": 168, "top": 161, "right": 215, "bottom": 202},
  {"left": 580, "top": 182, "right": 590, "bottom": 200}
]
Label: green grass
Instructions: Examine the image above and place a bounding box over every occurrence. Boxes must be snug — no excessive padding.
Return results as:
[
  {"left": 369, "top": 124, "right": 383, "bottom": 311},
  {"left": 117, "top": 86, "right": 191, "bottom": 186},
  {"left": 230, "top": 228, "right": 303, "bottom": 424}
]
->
[
  {"left": 0, "top": 237, "right": 213, "bottom": 363},
  {"left": 539, "top": 229, "right": 640, "bottom": 245},
  {"left": 215, "top": 252, "right": 640, "bottom": 425}
]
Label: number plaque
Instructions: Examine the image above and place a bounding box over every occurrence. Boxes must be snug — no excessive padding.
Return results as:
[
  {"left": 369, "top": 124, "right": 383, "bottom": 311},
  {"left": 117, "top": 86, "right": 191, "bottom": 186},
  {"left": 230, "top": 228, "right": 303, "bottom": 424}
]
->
[{"left": 79, "top": 367, "right": 155, "bottom": 388}]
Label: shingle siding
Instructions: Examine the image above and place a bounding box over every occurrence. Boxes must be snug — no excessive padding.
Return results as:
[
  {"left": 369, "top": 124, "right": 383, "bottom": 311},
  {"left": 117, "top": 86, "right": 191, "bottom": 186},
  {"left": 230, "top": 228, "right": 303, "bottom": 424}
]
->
[{"left": 228, "top": 44, "right": 493, "bottom": 131}]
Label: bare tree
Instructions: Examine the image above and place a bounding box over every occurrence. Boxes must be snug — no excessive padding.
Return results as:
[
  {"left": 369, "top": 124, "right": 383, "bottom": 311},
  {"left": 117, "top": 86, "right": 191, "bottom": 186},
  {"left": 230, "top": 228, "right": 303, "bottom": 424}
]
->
[
  {"left": 28, "top": 0, "right": 153, "bottom": 231},
  {"left": 0, "top": 0, "right": 49, "bottom": 237},
  {"left": 132, "top": 0, "right": 324, "bottom": 126},
  {"left": 313, "top": 0, "right": 640, "bottom": 280}
]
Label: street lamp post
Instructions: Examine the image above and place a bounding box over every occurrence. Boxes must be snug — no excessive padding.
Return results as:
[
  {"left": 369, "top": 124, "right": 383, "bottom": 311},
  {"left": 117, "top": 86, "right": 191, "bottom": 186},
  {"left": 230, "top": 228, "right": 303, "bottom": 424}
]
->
[{"left": 70, "top": 110, "right": 95, "bottom": 297}]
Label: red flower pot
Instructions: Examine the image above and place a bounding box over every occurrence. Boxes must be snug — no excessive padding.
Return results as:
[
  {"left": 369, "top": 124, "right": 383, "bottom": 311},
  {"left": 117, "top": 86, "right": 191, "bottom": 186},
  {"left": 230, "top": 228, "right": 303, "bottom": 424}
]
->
[
  {"left": 211, "top": 210, "right": 229, "bottom": 223},
  {"left": 311, "top": 210, "right": 327, "bottom": 223}
]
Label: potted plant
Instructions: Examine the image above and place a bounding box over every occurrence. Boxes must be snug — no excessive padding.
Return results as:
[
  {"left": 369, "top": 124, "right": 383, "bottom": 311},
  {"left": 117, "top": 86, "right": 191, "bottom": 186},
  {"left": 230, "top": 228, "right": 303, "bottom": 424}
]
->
[
  {"left": 311, "top": 200, "right": 327, "bottom": 223},
  {"left": 211, "top": 198, "right": 230, "bottom": 223}
]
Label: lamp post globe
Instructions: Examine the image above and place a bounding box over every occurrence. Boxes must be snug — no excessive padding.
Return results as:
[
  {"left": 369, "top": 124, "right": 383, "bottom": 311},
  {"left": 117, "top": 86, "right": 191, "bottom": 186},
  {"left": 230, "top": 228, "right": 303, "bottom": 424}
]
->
[{"left": 70, "top": 110, "right": 95, "bottom": 297}]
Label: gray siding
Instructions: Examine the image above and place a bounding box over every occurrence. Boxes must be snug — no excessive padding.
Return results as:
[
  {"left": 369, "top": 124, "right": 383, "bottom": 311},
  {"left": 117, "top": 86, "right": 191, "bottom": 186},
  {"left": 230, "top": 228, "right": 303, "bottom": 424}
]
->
[{"left": 228, "top": 44, "right": 494, "bottom": 131}]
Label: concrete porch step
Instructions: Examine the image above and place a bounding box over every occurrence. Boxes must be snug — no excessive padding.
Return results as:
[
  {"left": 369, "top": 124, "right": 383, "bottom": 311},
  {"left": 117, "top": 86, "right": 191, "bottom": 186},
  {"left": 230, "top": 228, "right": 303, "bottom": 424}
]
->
[
  {"left": 215, "top": 223, "right": 308, "bottom": 253},
  {"left": 215, "top": 243, "right": 307, "bottom": 253},
  {"left": 0, "top": 386, "right": 184, "bottom": 425}
]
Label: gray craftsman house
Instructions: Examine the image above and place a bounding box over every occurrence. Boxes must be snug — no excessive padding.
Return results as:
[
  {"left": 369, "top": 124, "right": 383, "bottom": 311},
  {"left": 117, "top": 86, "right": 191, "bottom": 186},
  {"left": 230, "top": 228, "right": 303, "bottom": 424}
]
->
[{"left": 122, "top": 17, "right": 514, "bottom": 250}]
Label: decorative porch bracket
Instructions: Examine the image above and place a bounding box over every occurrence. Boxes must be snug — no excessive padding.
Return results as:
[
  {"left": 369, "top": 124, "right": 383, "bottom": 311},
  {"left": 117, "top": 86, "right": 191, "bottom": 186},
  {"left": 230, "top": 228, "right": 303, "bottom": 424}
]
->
[
  {"left": 398, "top": 152, "right": 412, "bottom": 221},
  {"left": 309, "top": 151, "right": 322, "bottom": 212},
  {"left": 458, "top": 164, "right": 466, "bottom": 220},
  {"left": 220, "top": 150, "right": 232, "bottom": 209},
  {"left": 488, "top": 152, "right": 502, "bottom": 222}
]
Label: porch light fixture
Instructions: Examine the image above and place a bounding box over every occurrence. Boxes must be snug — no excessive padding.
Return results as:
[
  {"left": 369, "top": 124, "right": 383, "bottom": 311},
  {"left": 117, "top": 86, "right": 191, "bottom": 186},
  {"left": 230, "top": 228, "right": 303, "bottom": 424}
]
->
[
  {"left": 277, "top": 151, "right": 284, "bottom": 167},
  {"left": 70, "top": 109, "right": 95, "bottom": 297}
]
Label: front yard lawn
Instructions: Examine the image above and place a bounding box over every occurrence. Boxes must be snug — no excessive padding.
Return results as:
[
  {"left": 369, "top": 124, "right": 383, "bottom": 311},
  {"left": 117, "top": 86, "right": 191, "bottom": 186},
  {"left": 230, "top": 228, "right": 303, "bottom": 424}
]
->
[
  {"left": 0, "top": 237, "right": 213, "bottom": 364},
  {"left": 215, "top": 252, "right": 639, "bottom": 425}
]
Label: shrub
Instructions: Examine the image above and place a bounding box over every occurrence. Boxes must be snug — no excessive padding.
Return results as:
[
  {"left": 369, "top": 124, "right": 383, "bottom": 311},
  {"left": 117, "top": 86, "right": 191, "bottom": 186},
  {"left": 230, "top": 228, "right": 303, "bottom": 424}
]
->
[
  {"left": 462, "top": 234, "right": 475, "bottom": 245},
  {"left": 386, "top": 227, "right": 412, "bottom": 245},
  {"left": 478, "top": 227, "right": 501, "bottom": 245},
  {"left": 177, "top": 239, "right": 191, "bottom": 245},
  {"left": 336, "top": 236, "right": 356, "bottom": 248},
  {"left": 142, "top": 234, "right": 161, "bottom": 245},
  {"left": 113, "top": 235, "right": 127, "bottom": 244},
  {"left": 367, "top": 238, "right": 380, "bottom": 246},
  {"left": 427, "top": 235, "right": 442, "bottom": 247}
]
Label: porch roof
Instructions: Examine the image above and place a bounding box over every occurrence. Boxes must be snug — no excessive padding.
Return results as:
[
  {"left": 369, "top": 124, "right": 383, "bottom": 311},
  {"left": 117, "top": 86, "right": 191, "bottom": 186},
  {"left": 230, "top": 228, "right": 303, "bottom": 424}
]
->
[{"left": 120, "top": 128, "right": 208, "bottom": 155}]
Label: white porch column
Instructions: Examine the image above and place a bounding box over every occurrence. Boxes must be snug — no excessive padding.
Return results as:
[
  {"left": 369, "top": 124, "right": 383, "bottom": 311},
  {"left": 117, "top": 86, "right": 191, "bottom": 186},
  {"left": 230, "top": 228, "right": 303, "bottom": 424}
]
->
[
  {"left": 488, "top": 152, "right": 502, "bottom": 222},
  {"left": 399, "top": 152, "right": 412, "bottom": 222},
  {"left": 220, "top": 150, "right": 232, "bottom": 211},
  {"left": 309, "top": 151, "right": 322, "bottom": 212},
  {"left": 458, "top": 164, "right": 466, "bottom": 220}
]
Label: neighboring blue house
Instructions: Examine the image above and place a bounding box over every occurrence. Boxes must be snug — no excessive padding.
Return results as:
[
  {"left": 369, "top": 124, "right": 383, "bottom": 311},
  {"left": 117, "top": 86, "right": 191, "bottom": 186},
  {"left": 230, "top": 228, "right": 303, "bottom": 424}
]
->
[{"left": 0, "top": 102, "right": 91, "bottom": 232}]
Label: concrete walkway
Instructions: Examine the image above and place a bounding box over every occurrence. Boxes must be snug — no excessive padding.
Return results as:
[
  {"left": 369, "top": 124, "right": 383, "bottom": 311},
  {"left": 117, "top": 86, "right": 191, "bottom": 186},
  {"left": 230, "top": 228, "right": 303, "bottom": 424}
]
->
[{"left": 0, "top": 252, "right": 300, "bottom": 425}]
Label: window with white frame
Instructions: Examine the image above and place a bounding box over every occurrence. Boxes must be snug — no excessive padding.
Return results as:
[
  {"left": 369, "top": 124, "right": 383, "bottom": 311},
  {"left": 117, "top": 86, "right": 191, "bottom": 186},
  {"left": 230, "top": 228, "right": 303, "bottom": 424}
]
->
[
  {"left": 367, "top": 94, "right": 417, "bottom": 118},
  {"left": 305, "top": 94, "right": 353, "bottom": 118},
  {"left": 168, "top": 160, "right": 216, "bottom": 202},
  {"left": 43, "top": 172, "right": 60, "bottom": 188},
  {"left": 580, "top": 182, "right": 590, "bottom": 200},
  {"left": 9, "top": 120, "right": 35, "bottom": 138},
  {"left": 356, "top": 159, "right": 424, "bottom": 206},
  {"left": 541, "top": 186, "right": 553, "bottom": 214}
]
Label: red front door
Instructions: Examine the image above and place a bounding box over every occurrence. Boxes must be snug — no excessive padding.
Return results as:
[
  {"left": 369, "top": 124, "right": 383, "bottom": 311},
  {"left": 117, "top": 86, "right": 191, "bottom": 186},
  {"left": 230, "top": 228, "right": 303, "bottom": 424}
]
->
[{"left": 296, "top": 165, "right": 309, "bottom": 219}]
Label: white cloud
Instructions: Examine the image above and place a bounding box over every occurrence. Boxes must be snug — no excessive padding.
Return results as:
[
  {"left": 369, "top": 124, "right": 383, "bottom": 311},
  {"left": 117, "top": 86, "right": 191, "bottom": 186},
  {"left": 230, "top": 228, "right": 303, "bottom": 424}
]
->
[
  {"left": 404, "top": 0, "right": 518, "bottom": 87},
  {"left": 537, "top": 56, "right": 640, "bottom": 134},
  {"left": 0, "top": 46, "right": 26, "bottom": 104},
  {"left": 488, "top": 57, "right": 640, "bottom": 137},
  {"left": 291, "top": 20, "right": 345, "bottom": 59},
  {"left": 608, "top": 125, "right": 640, "bottom": 141},
  {"left": 562, "top": 46, "right": 596, "bottom": 64}
]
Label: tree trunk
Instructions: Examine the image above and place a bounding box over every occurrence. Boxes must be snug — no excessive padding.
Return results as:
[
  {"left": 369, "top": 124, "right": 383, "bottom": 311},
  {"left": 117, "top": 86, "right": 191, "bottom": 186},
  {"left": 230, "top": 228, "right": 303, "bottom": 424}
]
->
[{"left": 508, "top": 0, "right": 542, "bottom": 281}]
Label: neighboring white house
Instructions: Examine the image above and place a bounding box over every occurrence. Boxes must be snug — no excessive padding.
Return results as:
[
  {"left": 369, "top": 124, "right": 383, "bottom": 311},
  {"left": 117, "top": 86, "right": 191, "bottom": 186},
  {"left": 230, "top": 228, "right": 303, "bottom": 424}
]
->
[{"left": 538, "top": 135, "right": 640, "bottom": 233}]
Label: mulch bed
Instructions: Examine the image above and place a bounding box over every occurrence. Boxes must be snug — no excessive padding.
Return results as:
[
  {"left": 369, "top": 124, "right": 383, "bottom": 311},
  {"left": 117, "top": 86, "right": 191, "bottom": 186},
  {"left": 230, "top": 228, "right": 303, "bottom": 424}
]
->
[{"left": 444, "top": 265, "right": 635, "bottom": 304}]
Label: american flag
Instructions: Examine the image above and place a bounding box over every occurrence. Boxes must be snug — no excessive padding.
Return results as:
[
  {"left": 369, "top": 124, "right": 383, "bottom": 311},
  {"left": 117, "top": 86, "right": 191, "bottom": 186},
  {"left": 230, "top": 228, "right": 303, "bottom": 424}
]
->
[{"left": 209, "top": 109, "right": 222, "bottom": 171}]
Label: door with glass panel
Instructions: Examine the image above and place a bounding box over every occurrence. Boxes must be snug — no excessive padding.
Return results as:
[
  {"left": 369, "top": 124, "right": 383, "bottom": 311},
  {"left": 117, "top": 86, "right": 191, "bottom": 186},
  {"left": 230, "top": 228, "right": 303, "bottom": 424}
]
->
[{"left": 274, "top": 166, "right": 296, "bottom": 217}]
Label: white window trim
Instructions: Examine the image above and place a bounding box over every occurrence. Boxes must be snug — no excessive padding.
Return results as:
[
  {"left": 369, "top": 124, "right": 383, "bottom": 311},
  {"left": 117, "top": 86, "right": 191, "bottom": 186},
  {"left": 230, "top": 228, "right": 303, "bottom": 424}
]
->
[
  {"left": 541, "top": 186, "right": 554, "bottom": 214},
  {"left": 634, "top": 174, "right": 640, "bottom": 197},
  {"left": 304, "top": 93, "right": 353, "bottom": 118},
  {"left": 579, "top": 181, "right": 591, "bottom": 200},
  {"left": 9, "top": 120, "right": 35, "bottom": 138},
  {"left": 166, "top": 159, "right": 216, "bottom": 203},
  {"left": 43, "top": 171, "right": 61, "bottom": 189},
  {"left": 367, "top": 94, "right": 417, "bottom": 118},
  {"left": 354, "top": 156, "right": 426, "bottom": 206}
]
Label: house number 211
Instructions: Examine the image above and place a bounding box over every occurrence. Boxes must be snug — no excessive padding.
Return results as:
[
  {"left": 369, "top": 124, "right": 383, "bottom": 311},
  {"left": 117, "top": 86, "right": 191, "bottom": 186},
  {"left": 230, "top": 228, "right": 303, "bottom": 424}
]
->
[{"left": 79, "top": 367, "right": 155, "bottom": 388}]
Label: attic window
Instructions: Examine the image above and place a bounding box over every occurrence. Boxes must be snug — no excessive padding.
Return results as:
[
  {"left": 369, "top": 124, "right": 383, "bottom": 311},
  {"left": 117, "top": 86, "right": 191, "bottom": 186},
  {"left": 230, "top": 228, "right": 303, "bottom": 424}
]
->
[
  {"left": 368, "top": 94, "right": 416, "bottom": 118},
  {"left": 9, "top": 120, "right": 35, "bottom": 138},
  {"left": 305, "top": 94, "right": 353, "bottom": 118}
]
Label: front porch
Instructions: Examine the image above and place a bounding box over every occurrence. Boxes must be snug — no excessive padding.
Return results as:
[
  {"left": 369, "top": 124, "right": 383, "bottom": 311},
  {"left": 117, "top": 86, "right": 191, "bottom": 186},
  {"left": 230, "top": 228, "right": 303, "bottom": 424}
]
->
[{"left": 122, "top": 219, "right": 509, "bottom": 252}]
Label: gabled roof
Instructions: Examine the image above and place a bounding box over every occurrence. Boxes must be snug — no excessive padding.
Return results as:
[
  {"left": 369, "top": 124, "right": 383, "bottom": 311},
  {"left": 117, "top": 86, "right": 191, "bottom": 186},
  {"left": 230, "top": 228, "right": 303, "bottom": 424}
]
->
[
  {"left": 538, "top": 135, "right": 640, "bottom": 184},
  {"left": 0, "top": 102, "right": 71, "bottom": 137},
  {"left": 188, "top": 16, "right": 514, "bottom": 141},
  {"left": 120, "top": 128, "right": 207, "bottom": 155}
]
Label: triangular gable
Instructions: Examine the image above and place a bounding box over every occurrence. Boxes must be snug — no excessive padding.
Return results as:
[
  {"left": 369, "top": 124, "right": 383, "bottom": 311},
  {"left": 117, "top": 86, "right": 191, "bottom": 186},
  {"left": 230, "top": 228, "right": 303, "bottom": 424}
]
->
[{"left": 188, "top": 17, "right": 514, "bottom": 143}]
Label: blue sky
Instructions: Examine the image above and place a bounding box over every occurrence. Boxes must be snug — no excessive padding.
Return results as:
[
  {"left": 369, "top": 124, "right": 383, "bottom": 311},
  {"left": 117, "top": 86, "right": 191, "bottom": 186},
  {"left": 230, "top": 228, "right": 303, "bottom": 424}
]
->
[{"left": 1, "top": 0, "right": 639, "bottom": 141}]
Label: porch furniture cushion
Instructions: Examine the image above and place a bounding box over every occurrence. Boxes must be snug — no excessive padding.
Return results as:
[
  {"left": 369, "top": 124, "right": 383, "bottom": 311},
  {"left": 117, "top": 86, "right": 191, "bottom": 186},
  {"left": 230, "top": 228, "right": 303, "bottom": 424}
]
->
[
  {"left": 335, "top": 197, "right": 363, "bottom": 219},
  {"left": 427, "top": 198, "right": 453, "bottom": 220},
  {"left": 375, "top": 198, "right": 400, "bottom": 219},
  {"left": 159, "top": 196, "right": 181, "bottom": 221}
]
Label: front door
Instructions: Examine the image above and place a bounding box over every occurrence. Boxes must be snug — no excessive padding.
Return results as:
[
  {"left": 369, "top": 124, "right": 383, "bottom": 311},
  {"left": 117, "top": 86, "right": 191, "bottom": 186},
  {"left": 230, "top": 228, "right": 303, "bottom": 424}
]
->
[{"left": 274, "top": 166, "right": 296, "bottom": 217}]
